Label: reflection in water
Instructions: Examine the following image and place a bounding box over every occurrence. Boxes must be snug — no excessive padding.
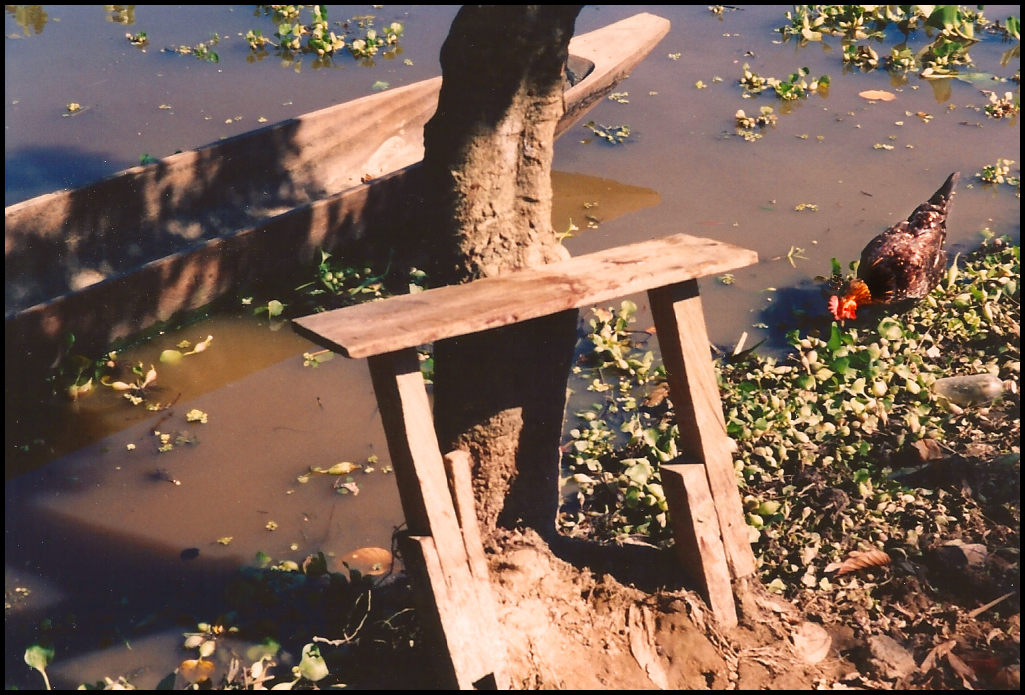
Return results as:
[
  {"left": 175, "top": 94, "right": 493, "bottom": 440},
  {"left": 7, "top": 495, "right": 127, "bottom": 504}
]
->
[
  {"left": 6, "top": 314, "right": 313, "bottom": 478},
  {"left": 6, "top": 5, "right": 48, "bottom": 36},
  {"left": 5, "top": 330, "right": 403, "bottom": 687},
  {"left": 8, "top": 169, "right": 655, "bottom": 477},
  {"left": 551, "top": 170, "right": 661, "bottom": 239}
]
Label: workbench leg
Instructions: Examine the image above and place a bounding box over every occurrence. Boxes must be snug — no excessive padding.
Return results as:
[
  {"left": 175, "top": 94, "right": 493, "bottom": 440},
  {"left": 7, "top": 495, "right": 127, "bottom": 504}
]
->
[
  {"left": 660, "top": 462, "right": 738, "bottom": 628},
  {"left": 367, "top": 349, "right": 507, "bottom": 688},
  {"left": 648, "top": 280, "right": 756, "bottom": 583}
]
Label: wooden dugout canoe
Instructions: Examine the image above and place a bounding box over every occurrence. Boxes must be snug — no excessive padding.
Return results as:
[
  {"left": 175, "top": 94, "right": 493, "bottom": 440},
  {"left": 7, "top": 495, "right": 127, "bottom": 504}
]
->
[{"left": 5, "top": 13, "right": 670, "bottom": 370}]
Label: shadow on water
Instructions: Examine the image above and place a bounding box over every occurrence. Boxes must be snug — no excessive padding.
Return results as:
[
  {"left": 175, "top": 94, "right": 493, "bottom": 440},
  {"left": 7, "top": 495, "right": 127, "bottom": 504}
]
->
[
  {"left": 5, "top": 490, "right": 242, "bottom": 689},
  {"left": 5, "top": 346, "right": 405, "bottom": 688},
  {"left": 755, "top": 281, "right": 836, "bottom": 353},
  {"left": 4, "top": 146, "right": 135, "bottom": 208}
]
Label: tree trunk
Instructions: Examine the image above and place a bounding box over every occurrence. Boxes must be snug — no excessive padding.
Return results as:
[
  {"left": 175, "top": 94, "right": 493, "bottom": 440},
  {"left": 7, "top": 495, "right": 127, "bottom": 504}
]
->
[{"left": 423, "top": 5, "right": 583, "bottom": 536}]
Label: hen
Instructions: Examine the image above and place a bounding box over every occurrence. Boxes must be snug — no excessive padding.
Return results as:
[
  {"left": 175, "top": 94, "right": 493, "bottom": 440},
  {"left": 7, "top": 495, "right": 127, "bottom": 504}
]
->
[{"left": 830, "top": 171, "right": 959, "bottom": 321}]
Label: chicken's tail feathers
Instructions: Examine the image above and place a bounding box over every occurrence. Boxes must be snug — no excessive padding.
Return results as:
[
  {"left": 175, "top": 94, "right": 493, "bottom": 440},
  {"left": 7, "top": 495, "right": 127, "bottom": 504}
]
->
[{"left": 929, "top": 171, "right": 960, "bottom": 207}]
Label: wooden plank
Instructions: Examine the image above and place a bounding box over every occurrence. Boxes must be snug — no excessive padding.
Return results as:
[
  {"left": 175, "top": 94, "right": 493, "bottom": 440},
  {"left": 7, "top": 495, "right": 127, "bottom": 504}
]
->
[
  {"left": 5, "top": 77, "right": 442, "bottom": 317},
  {"left": 443, "top": 450, "right": 490, "bottom": 584},
  {"left": 366, "top": 351, "right": 506, "bottom": 688},
  {"left": 366, "top": 349, "right": 470, "bottom": 567},
  {"left": 293, "top": 233, "right": 758, "bottom": 358},
  {"left": 6, "top": 165, "right": 426, "bottom": 366},
  {"left": 402, "top": 535, "right": 503, "bottom": 689},
  {"left": 648, "top": 280, "right": 757, "bottom": 579},
  {"left": 6, "top": 13, "right": 670, "bottom": 367},
  {"left": 442, "top": 450, "right": 508, "bottom": 687},
  {"left": 661, "top": 462, "right": 738, "bottom": 628}
]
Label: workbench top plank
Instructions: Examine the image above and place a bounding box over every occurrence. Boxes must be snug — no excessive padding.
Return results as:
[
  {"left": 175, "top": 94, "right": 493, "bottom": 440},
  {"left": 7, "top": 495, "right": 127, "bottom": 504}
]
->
[{"left": 293, "top": 233, "right": 757, "bottom": 358}]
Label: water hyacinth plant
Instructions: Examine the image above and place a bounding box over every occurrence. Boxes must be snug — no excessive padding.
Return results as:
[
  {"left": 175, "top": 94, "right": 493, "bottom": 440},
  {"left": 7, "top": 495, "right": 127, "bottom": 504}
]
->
[
  {"left": 247, "top": 6, "right": 404, "bottom": 69},
  {"left": 778, "top": 5, "right": 1020, "bottom": 80},
  {"left": 739, "top": 64, "right": 830, "bottom": 100},
  {"left": 561, "top": 240, "right": 1020, "bottom": 604}
]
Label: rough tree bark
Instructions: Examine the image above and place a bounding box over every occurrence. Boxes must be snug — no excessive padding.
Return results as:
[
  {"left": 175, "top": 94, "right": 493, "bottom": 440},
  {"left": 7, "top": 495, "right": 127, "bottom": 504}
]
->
[
  {"left": 422, "top": 5, "right": 584, "bottom": 536},
  {"left": 404, "top": 11, "right": 801, "bottom": 689}
]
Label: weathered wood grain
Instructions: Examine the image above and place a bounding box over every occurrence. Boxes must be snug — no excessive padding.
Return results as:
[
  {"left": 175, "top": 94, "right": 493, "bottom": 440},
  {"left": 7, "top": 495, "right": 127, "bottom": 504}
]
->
[
  {"left": 402, "top": 535, "right": 504, "bottom": 688},
  {"left": 6, "top": 13, "right": 671, "bottom": 371},
  {"left": 293, "top": 233, "right": 758, "bottom": 358},
  {"left": 443, "top": 450, "right": 508, "bottom": 686},
  {"left": 366, "top": 349, "right": 467, "bottom": 561},
  {"left": 444, "top": 450, "right": 491, "bottom": 585},
  {"left": 648, "top": 280, "right": 757, "bottom": 580},
  {"left": 661, "top": 462, "right": 738, "bottom": 628},
  {"left": 368, "top": 350, "right": 506, "bottom": 688}
]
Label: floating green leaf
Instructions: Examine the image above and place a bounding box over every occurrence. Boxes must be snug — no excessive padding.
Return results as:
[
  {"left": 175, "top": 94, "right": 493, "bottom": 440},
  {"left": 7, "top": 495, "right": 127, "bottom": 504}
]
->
[
  {"left": 24, "top": 644, "right": 53, "bottom": 690},
  {"left": 159, "top": 349, "right": 184, "bottom": 365},
  {"left": 297, "top": 643, "right": 329, "bottom": 682}
]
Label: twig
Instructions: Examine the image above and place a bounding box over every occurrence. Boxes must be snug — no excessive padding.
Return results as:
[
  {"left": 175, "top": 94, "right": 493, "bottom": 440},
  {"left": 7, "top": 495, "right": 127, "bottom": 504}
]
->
[
  {"left": 733, "top": 331, "right": 749, "bottom": 356},
  {"left": 967, "top": 590, "right": 1014, "bottom": 619}
]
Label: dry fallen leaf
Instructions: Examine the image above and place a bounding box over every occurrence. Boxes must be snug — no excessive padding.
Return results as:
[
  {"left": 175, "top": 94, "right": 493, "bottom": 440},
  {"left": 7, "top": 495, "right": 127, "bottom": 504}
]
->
[
  {"left": 945, "top": 649, "right": 978, "bottom": 688},
  {"left": 826, "top": 549, "right": 891, "bottom": 576},
  {"left": 913, "top": 439, "right": 945, "bottom": 461},
  {"left": 960, "top": 650, "right": 1002, "bottom": 680},
  {"left": 919, "top": 639, "right": 956, "bottom": 673},
  {"left": 859, "top": 90, "right": 896, "bottom": 101},
  {"left": 179, "top": 658, "right": 215, "bottom": 684},
  {"left": 312, "top": 461, "right": 361, "bottom": 475},
  {"left": 337, "top": 546, "right": 392, "bottom": 576},
  {"left": 644, "top": 383, "right": 671, "bottom": 407},
  {"left": 993, "top": 664, "right": 1020, "bottom": 689}
]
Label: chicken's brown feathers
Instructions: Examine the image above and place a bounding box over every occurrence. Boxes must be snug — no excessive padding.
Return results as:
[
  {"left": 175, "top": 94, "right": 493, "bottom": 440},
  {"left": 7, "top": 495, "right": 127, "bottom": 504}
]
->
[{"left": 856, "top": 172, "right": 958, "bottom": 305}]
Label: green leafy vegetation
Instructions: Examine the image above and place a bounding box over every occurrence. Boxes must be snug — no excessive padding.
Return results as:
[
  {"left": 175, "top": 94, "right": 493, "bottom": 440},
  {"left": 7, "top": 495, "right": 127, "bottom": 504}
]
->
[
  {"left": 984, "top": 90, "right": 1021, "bottom": 119},
  {"left": 560, "top": 240, "right": 1020, "bottom": 608},
  {"left": 166, "top": 33, "right": 220, "bottom": 62},
  {"left": 125, "top": 30, "right": 148, "bottom": 48},
  {"left": 735, "top": 106, "right": 777, "bottom": 129},
  {"left": 582, "top": 120, "right": 632, "bottom": 144},
  {"left": 734, "top": 106, "right": 778, "bottom": 141},
  {"left": 779, "top": 5, "right": 1021, "bottom": 80},
  {"left": 739, "top": 64, "right": 830, "bottom": 100},
  {"left": 291, "top": 250, "right": 428, "bottom": 315},
  {"left": 23, "top": 643, "right": 53, "bottom": 690},
  {"left": 60, "top": 548, "right": 421, "bottom": 689},
  {"left": 978, "top": 158, "right": 1021, "bottom": 193},
  {"left": 248, "top": 6, "right": 404, "bottom": 70}
]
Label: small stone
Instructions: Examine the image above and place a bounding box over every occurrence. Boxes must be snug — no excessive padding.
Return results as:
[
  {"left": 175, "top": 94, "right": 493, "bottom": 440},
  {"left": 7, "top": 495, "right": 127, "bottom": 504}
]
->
[
  {"left": 865, "top": 635, "right": 916, "bottom": 680},
  {"left": 936, "top": 540, "right": 988, "bottom": 568},
  {"left": 791, "top": 621, "right": 831, "bottom": 664}
]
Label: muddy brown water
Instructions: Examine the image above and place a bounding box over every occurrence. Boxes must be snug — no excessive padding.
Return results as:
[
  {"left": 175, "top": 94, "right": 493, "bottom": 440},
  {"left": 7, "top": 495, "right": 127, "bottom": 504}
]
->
[{"left": 5, "top": 5, "right": 1020, "bottom": 688}]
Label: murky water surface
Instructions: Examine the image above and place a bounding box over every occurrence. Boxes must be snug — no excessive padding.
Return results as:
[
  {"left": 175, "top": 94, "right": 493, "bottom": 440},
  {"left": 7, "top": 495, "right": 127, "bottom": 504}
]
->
[{"left": 5, "top": 4, "right": 1019, "bottom": 687}]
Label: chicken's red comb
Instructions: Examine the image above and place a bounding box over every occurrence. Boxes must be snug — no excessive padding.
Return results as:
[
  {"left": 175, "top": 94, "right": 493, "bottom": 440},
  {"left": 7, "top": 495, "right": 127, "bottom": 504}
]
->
[{"left": 828, "top": 293, "right": 859, "bottom": 321}]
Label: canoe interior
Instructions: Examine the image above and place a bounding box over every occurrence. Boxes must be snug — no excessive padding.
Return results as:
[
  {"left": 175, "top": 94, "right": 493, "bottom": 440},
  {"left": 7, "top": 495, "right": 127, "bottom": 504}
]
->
[{"left": 4, "top": 14, "right": 670, "bottom": 379}]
